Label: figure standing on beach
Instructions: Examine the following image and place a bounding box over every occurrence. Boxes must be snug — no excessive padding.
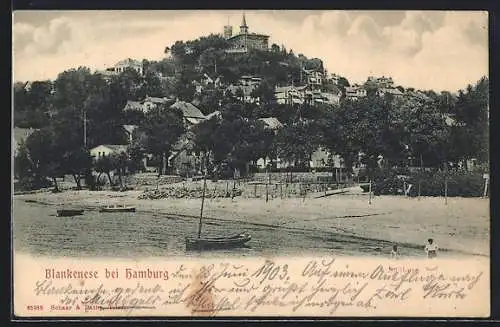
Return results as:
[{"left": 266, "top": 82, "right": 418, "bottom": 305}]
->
[
  {"left": 425, "top": 238, "right": 438, "bottom": 258},
  {"left": 391, "top": 244, "right": 400, "bottom": 258}
]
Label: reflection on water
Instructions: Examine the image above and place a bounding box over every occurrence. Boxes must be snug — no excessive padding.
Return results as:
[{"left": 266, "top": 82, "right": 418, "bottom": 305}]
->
[{"left": 13, "top": 199, "right": 427, "bottom": 259}]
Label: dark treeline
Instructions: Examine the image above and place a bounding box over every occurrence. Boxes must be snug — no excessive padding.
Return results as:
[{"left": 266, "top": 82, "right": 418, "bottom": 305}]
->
[{"left": 13, "top": 34, "right": 489, "bottom": 192}]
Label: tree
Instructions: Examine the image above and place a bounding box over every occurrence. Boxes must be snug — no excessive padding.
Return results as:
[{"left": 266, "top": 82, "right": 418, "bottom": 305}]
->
[
  {"left": 14, "top": 81, "right": 53, "bottom": 128},
  {"left": 141, "top": 104, "right": 185, "bottom": 175},
  {"left": 94, "top": 156, "right": 114, "bottom": 186},
  {"left": 111, "top": 152, "right": 130, "bottom": 189},
  {"left": 123, "top": 109, "right": 146, "bottom": 126},
  {"left": 192, "top": 112, "right": 273, "bottom": 176},
  {"left": 173, "top": 71, "right": 197, "bottom": 102},
  {"left": 226, "top": 118, "right": 272, "bottom": 173},
  {"left": 196, "top": 85, "right": 224, "bottom": 115},
  {"left": 451, "top": 77, "right": 489, "bottom": 166},
  {"left": 62, "top": 147, "right": 93, "bottom": 190},
  {"left": 140, "top": 70, "right": 165, "bottom": 98},
  {"left": 251, "top": 80, "right": 276, "bottom": 105},
  {"left": 363, "top": 80, "right": 379, "bottom": 97},
  {"left": 276, "top": 120, "right": 318, "bottom": 170},
  {"left": 112, "top": 67, "right": 144, "bottom": 100},
  {"left": 193, "top": 116, "right": 228, "bottom": 169},
  {"left": 405, "top": 101, "right": 450, "bottom": 168},
  {"left": 85, "top": 74, "right": 128, "bottom": 148},
  {"left": 14, "top": 140, "right": 32, "bottom": 180},
  {"left": 24, "top": 128, "right": 64, "bottom": 191},
  {"left": 337, "top": 77, "right": 350, "bottom": 88},
  {"left": 127, "top": 141, "right": 146, "bottom": 174}
]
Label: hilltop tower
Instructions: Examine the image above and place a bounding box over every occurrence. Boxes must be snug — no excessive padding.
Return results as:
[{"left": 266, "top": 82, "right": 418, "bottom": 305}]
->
[
  {"left": 225, "top": 13, "right": 269, "bottom": 53},
  {"left": 240, "top": 13, "right": 248, "bottom": 34}
]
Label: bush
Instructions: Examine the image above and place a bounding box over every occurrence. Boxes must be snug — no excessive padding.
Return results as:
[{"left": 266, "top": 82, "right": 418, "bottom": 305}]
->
[
  {"left": 15, "top": 175, "right": 53, "bottom": 192},
  {"left": 367, "top": 169, "right": 485, "bottom": 197}
]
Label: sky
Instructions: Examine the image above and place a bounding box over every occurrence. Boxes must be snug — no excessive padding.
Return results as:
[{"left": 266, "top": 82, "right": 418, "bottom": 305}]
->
[{"left": 12, "top": 10, "right": 488, "bottom": 92}]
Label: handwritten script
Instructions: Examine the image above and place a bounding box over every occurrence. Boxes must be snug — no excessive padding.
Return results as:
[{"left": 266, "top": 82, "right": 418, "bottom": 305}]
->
[{"left": 16, "top": 257, "right": 488, "bottom": 317}]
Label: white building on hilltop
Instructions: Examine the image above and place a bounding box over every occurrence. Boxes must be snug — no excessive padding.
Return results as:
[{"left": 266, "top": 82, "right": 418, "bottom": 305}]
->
[{"left": 97, "top": 58, "right": 144, "bottom": 79}]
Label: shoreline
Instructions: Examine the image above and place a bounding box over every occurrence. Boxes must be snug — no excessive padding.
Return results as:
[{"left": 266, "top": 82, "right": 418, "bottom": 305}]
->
[{"left": 13, "top": 189, "right": 490, "bottom": 258}]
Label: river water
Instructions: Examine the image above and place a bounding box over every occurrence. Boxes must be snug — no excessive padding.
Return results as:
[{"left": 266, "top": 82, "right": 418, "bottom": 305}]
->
[{"left": 13, "top": 199, "right": 444, "bottom": 259}]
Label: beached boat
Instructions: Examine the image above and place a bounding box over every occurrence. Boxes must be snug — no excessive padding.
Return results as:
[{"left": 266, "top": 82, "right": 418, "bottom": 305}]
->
[
  {"left": 185, "top": 163, "right": 251, "bottom": 251},
  {"left": 99, "top": 204, "right": 136, "bottom": 213},
  {"left": 186, "top": 233, "right": 251, "bottom": 251},
  {"left": 56, "top": 209, "right": 84, "bottom": 217}
]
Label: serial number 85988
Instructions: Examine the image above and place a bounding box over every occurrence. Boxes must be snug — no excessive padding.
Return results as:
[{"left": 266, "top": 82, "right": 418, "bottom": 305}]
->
[{"left": 26, "top": 305, "right": 44, "bottom": 311}]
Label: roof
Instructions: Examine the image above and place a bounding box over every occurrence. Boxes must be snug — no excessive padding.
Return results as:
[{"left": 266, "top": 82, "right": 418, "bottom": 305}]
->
[
  {"left": 240, "top": 75, "right": 261, "bottom": 80},
  {"left": 414, "top": 91, "right": 431, "bottom": 101},
  {"left": 205, "top": 111, "right": 221, "bottom": 120},
  {"left": 380, "top": 88, "right": 404, "bottom": 96},
  {"left": 115, "top": 58, "right": 142, "bottom": 67},
  {"left": 185, "top": 117, "right": 204, "bottom": 125},
  {"left": 145, "top": 96, "right": 170, "bottom": 104},
  {"left": 123, "top": 100, "right": 144, "bottom": 111},
  {"left": 96, "top": 69, "right": 118, "bottom": 77},
  {"left": 241, "top": 13, "right": 247, "bottom": 27},
  {"left": 170, "top": 101, "right": 206, "bottom": 119},
  {"left": 275, "top": 86, "right": 294, "bottom": 93},
  {"left": 123, "top": 125, "right": 138, "bottom": 134},
  {"left": 443, "top": 114, "right": 456, "bottom": 126},
  {"left": 91, "top": 144, "right": 128, "bottom": 153},
  {"left": 202, "top": 73, "right": 214, "bottom": 83},
  {"left": 228, "top": 33, "right": 269, "bottom": 40},
  {"left": 259, "top": 117, "right": 283, "bottom": 130}
]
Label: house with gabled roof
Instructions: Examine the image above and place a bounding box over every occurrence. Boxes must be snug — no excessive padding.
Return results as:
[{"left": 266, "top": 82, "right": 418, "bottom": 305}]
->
[
  {"left": 123, "top": 100, "right": 145, "bottom": 112},
  {"left": 345, "top": 85, "right": 367, "bottom": 100},
  {"left": 274, "top": 85, "right": 307, "bottom": 105},
  {"left": 122, "top": 97, "right": 175, "bottom": 114},
  {"left": 169, "top": 100, "right": 207, "bottom": 126},
  {"left": 143, "top": 96, "right": 175, "bottom": 112},
  {"left": 194, "top": 73, "right": 224, "bottom": 94},
  {"left": 376, "top": 87, "right": 404, "bottom": 99},
  {"left": 258, "top": 117, "right": 283, "bottom": 130},
  {"left": 97, "top": 58, "right": 144, "bottom": 80},
  {"left": 226, "top": 84, "right": 260, "bottom": 104},
  {"left": 112, "top": 58, "right": 143, "bottom": 76}
]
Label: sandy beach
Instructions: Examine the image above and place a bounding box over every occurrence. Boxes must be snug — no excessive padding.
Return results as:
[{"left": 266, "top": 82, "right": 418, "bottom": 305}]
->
[{"left": 13, "top": 186, "right": 490, "bottom": 257}]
